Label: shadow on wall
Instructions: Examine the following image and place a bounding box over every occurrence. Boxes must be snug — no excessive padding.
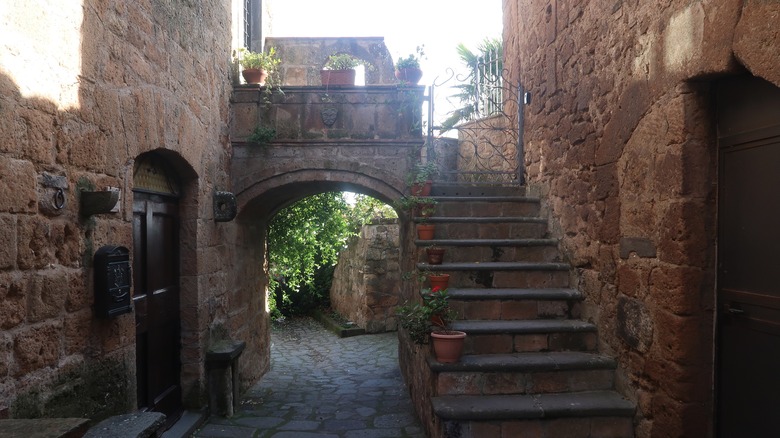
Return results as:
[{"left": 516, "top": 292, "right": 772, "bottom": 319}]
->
[{"left": 0, "top": 68, "right": 138, "bottom": 421}]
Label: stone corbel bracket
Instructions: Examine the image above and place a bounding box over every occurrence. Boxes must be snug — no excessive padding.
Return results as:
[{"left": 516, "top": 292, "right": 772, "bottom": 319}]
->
[
  {"left": 213, "top": 191, "right": 237, "bottom": 222},
  {"left": 80, "top": 189, "right": 120, "bottom": 217}
]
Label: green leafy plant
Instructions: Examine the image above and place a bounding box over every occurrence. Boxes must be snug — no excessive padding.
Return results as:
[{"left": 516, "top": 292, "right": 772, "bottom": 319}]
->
[
  {"left": 247, "top": 125, "right": 276, "bottom": 145},
  {"left": 406, "top": 162, "right": 438, "bottom": 185},
  {"left": 396, "top": 45, "right": 425, "bottom": 70},
  {"left": 268, "top": 193, "right": 351, "bottom": 316},
  {"left": 267, "top": 193, "right": 395, "bottom": 317},
  {"left": 235, "top": 47, "right": 281, "bottom": 71},
  {"left": 324, "top": 53, "right": 361, "bottom": 70},
  {"left": 441, "top": 38, "right": 503, "bottom": 131},
  {"left": 396, "top": 286, "right": 457, "bottom": 345},
  {"left": 423, "top": 287, "right": 457, "bottom": 329},
  {"left": 393, "top": 195, "right": 436, "bottom": 215}
]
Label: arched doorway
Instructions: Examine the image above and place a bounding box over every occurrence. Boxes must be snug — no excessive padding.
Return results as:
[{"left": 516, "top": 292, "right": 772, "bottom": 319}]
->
[
  {"left": 716, "top": 75, "right": 780, "bottom": 435},
  {"left": 132, "top": 153, "right": 183, "bottom": 423}
]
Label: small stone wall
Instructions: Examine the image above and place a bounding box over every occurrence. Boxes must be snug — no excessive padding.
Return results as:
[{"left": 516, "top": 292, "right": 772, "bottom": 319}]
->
[
  {"left": 329, "top": 220, "right": 400, "bottom": 333},
  {"left": 264, "top": 37, "right": 396, "bottom": 86}
]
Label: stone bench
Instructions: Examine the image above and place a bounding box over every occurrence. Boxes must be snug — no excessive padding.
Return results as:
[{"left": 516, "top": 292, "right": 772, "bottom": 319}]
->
[
  {"left": 83, "top": 412, "right": 166, "bottom": 438},
  {"left": 206, "top": 340, "right": 246, "bottom": 417},
  {"left": 0, "top": 418, "right": 89, "bottom": 438}
]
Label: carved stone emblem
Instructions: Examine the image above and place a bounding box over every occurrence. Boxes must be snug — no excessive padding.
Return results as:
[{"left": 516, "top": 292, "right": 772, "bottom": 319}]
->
[{"left": 321, "top": 106, "right": 338, "bottom": 127}]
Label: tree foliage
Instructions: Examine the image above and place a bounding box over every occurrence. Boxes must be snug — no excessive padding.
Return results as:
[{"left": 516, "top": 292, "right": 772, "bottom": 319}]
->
[
  {"left": 267, "top": 192, "right": 396, "bottom": 317},
  {"left": 441, "top": 38, "right": 503, "bottom": 131}
]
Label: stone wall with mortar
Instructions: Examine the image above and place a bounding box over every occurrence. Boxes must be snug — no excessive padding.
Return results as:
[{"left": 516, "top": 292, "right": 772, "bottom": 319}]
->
[
  {"left": 504, "top": 1, "right": 780, "bottom": 436},
  {"left": 264, "top": 37, "right": 396, "bottom": 86},
  {"left": 0, "top": 0, "right": 268, "bottom": 420},
  {"left": 330, "top": 220, "right": 401, "bottom": 333}
]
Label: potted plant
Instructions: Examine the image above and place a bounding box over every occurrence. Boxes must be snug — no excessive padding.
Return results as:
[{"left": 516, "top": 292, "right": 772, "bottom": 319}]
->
[
  {"left": 425, "top": 246, "right": 445, "bottom": 265},
  {"left": 393, "top": 196, "right": 437, "bottom": 240},
  {"left": 416, "top": 223, "right": 435, "bottom": 240},
  {"left": 235, "top": 47, "right": 281, "bottom": 85},
  {"left": 396, "top": 286, "right": 466, "bottom": 363},
  {"left": 424, "top": 287, "right": 466, "bottom": 363},
  {"left": 393, "top": 195, "right": 436, "bottom": 218},
  {"left": 395, "top": 45, "right": 425, "bottom": 85},
  {"left": 321, "top": 53, "right": 361, "bottom": 86},
  {"left": 407, "top": 162, "right": 438, "bottom": 196},
  {"left": 428, "top": 272, "right": 450, "bottom": 290}
]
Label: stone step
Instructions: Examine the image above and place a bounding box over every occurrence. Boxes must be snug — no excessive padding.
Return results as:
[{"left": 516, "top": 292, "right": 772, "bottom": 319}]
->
[
  {"left": 447, "top": 288, "right": 582, "bottom": 321},
  {"left": 431, "top": 183, "right": 526, "bottom": 197},
  {"left": 416, "top": 239, "right": 560, "bottom": 263},
  {"left": 448, "top": 288, "right": 582, "bottom": 321},
  {"left": 429, "top": 196, "right": 541, "bottom": 218},
  {"left": 418, "top": 262, "right": 571, "bottom": 289},
  {"left": 453, "top": 320, "right": 598, "bottom": 354},
  {"left": 430, "top": 351, "right": 617, "bottom": 396},
  {"left": 416, "top": 217, "right": 548, "bottom": 240},
  {"left": 448, "top": 288, "right": 582, "bottom": 301},
  {"left": 432, "top": 391, "right": 635, "bottom": 438}
]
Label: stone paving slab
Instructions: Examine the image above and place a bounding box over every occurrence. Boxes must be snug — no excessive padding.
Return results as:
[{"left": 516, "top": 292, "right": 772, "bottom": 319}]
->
[{"left": 193, "top": 317, "right": 425, "bottom": 438}]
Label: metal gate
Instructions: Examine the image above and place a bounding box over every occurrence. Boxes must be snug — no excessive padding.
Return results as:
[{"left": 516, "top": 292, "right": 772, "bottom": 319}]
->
[{"left": 425, "top": 51, "right": 525, "bottom": 185}]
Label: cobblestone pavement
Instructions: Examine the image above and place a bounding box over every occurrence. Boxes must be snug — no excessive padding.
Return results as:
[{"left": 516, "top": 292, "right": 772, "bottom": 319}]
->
[{"left": 193, "top": 317, "right": 426, "bottom": 438}]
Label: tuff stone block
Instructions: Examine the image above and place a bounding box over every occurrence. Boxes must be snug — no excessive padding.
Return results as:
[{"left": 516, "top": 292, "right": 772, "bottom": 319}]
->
[
  {"left": 13, "top": 322, "right": 61, "bottom": 375},
  {"left": 0, "top": 158, "right": 37, "bottom": 214}
]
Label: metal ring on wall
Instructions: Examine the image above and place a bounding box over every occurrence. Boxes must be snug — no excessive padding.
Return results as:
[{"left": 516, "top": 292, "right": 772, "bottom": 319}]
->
[{"left": 53, "top": 188, "right": 66, "bottom": 210}]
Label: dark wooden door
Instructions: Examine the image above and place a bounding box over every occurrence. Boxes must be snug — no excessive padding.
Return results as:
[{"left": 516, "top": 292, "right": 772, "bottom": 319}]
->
[
  {"left": 717, "top": 76, "right": 780, "bottom": 436},
  {"left": 133, "top": 193, "right": 182, "bottom": 421}
]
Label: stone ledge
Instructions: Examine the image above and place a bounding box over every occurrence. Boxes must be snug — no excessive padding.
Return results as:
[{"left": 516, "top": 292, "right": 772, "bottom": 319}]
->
[
  {"left": 83, "top": 412, "right": 166, "bottom": 438},
  {"left": 0, "top": 418, "right": 89, "bottom": 438},
  {"left": 432, "top": 391, "right": 635, "bottom": 420},
  {"left": 448, "top": 287, "right": 582, "bottom": 301},
  {"left": 428, "top": 351, "right": 616, "bottom": 373},
  {"left": 312, "top": 310, "right": 366, "bottom": 338},
  {"left": 452, "top": 319, "right": 596, "bottom": 334},
  {"left": 419, "top": 261, "right": 570, "bottom": 271}
]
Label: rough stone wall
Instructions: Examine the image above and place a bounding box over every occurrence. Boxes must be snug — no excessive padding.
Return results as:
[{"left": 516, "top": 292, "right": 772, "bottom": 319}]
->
[
  {"left": 0, "top": 0, "right": 267, "bottom": 420},
  {"left": 330, "top": 220, "right": 400, "bottom": 333},
  {"left": 264, "top": 37, "right": 396, "bottom": 86},
  {"left": 504, "top": 1, "right": 780, "bottom": 436}
]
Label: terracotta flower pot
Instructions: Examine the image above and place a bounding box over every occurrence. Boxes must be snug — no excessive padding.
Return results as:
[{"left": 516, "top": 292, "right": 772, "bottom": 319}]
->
[
  {"left": 431, "top": 330, "right": 466, "bottom": 363},
  {"left": 417, "top": 224, "right": 435, "bottom": 240},
  {"left": 320, "top": 69, "right": 356, "bottom": 86},
  {"left": 395, "top": 67, "right": 423, "bottom": 85},
  {"left": 242, "top": 68, "right": 268, "bottom": 85},
  {"left": 428, "top": 273, "right": 449, "bottom": 290},
  {"left": 410, "top": 180, "right": 432, "bottom": 196},
  {"left": 426, "top": 247, "right": 445, "bottom": 265}
]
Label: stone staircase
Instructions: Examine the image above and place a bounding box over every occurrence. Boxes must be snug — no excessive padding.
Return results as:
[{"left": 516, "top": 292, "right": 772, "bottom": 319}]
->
[{"left": 414, "top": 183, "right": 635, "bottom": 438}]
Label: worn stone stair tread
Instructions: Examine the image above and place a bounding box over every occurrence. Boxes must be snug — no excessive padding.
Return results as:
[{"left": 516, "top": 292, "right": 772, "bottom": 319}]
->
[
  {"left": 431, "top": 183, "right": 525, "bottom": 197},
  {"left": 428, "top": 351, "right": 616, "bottom": 372},
  {"left": 432, "top": 391, "right": 635, "bottom": 420},
  {"left": 419, "top": 216, "right": 547, "bottom": 223},
  {"left": 452, "top": 319, "right": 597, "bottom": 334},
  {"left": 448, "top": 288, "right": 582, "bottom": 301},
  {"left": 414, "top": 238, "right": 557, "bottom": 247},
  {"left": 418, "top": 261, "right": 570, "bottom": 271},
  {"left": 430, "top": 195, "right": 541, "bottom": 203}
]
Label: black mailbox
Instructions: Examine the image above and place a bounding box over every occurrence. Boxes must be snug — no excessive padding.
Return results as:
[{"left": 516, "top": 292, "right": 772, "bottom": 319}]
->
[{"left": 94, "top": 245, "right": 132, "bottom": 318}]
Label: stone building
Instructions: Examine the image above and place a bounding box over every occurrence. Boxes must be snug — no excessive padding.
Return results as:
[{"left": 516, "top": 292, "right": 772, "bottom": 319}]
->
[
  {"left": 2, "top": 0, "right": 780, "bottom": 437},
  {"left": 504, "top": 1, "right": 780, "bottom": 436},
  {"left": 0, "top": 0, "right": 266, "bottom": 427},
  {"left": 0, "top": 0, "right": 418, "bottom": 432}
]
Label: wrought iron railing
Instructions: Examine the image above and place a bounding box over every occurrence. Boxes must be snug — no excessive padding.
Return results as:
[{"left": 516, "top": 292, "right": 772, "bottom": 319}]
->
[
  {"left": 427, "top": 66, "right": 523, "bottom": 186},
  {"left": 475, "top": 48, "right": 503, "bottom": 119}
]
